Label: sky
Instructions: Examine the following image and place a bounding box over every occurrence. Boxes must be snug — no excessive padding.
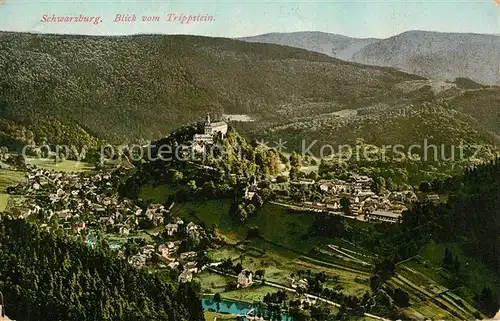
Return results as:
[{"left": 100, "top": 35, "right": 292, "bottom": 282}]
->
[{"left": 0, "top": 0, "right": 498, "bottom": 38}]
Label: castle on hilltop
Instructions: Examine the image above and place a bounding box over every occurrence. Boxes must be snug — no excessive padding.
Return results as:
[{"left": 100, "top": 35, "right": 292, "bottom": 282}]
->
[
  {"left": 203, "top": 114, "right": 228, "bottom": 136},
  {"left": 192, "top": 114, "right": 228, "bottom": 152}
]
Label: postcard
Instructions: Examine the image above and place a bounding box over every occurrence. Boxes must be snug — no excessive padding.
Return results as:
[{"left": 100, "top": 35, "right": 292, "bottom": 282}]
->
[{"left": 0, "top": 1, "right": 499, "bottom": 321}]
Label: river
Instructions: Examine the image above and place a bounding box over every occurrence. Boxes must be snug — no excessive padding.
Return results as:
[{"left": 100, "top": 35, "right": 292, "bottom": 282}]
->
[{"left": 201, "top": 297, "right": 291, "bottom": 321}]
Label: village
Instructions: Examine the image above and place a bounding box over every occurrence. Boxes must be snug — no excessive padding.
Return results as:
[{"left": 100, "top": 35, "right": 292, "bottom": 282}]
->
[
  {"left": 1, "top": 114, "right": 436, "bottom": 289},
  {"left": 0, "top": 120, "right": 482, "bottom": 321},
  {"left": 271, "top": 174, "right": 421, "bottom": 224},
  {"left": 5, "top": 164, "right": 225, "bottom": 284}
]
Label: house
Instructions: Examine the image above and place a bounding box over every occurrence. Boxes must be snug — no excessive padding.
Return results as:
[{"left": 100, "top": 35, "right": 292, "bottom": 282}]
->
[
  {"left": 152, "top": 213, "right": 164, "bottom": 227},
  {"left": 186, "top": 222, "right": 198, "bottom": 233},
  {"left": 93, "top": 204, "right": 106, "bottom": 214},
  {"left": 180, "top": 251, "right": 197, "bottom": 261},
  {"left": 72, "top": 221, "right": 86, "bottom": 234},
  {"left": 424, "top": 193, "right": 440, "bottom": 202},
  {"left": 118, "top": 225, "right": 130, "bottom": 235},
  {"left": 129, "top": 254, "right": 146, "bottom": 268},
  {"left": 296, "top": 279, "right": 309, "bottom": 290},
  {"left": 158, "top": 253, "right": 176, "bottom": 265},
  {"left": 204, "top": 114, "right": 228, "bottom": 136},
  {"left": 318, "top": 180, "right": 334, "bottom": 192},
  {"left": 244, "top": 184, "right": 259, "bottom": 200},
  {"left": 326, "top": 201, "right": 340, "bottom": 210},
  {"left": 237, "top": 269, "right": 253, "bottom": 287},
  {"left": 166, "top": 241, "right": 181, "bottom": 249},
  {"left": 365, "top": 210, "right": 402, "bottom": 223},
  {"left": 178, "top": 270, "right": 193, "bottom": 283},
  {"left": 351, "top": 175, "right": 373, "bottom": 190},
  {"left": 166, "top": 223, "right": 179, "bottom": 236},
  {"left": 99, "top": 216, "right": 114, "bottom": 226},
  {"left": 184, "top": 261, "right": 199, "bottom": 274},
  {"left": 291, "top": 179, "right": 315, "bottom": 186},
  {"left": 57, "top": 210, "right": 72, "bottom": 221},
  {"left": 143, "top": 245, "right": 155, "bottom": 255},
  {"left": 290, "top": 277, "right": 309, "bottom": 290},
  {"left": 349, "top": 203, "right": 364, "bottom": 216},
  {"left": 160, "top": 247, "right": 170, "bottom": 258}
]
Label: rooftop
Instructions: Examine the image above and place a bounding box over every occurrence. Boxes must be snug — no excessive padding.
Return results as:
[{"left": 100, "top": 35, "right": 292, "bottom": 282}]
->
[{"left": 370, "top": 211, "right": 402, "bottom": 219}]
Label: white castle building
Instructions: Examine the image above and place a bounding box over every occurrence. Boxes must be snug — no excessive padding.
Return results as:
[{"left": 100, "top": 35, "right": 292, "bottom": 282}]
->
[{"left": 192, "top": 114, "right": 228, "bottom": 152}]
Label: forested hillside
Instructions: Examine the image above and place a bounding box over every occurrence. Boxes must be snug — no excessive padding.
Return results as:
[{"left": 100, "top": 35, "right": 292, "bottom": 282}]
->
[
  {"left": 1, "top": 32, "right": 498, "bottom": 158},
  {"left": 359, "top": 158, "right": 500, "bottom": 317},
  {"left": 0, "top": 31, "right": 425, "bottom": 147},
  {"left": 257, "top": 101, "right": 499, "bottom": 157},
  {"left": 0, "top": 219, "right": 204, "bottom": 321},
  {"left": 240, "top": 30, "right": 500, "bottom": 85}
]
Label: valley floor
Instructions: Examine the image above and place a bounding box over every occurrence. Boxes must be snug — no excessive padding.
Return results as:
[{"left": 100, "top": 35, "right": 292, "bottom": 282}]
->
[{"left": 166, "top": 196, "right": 494, "bottom": 321}]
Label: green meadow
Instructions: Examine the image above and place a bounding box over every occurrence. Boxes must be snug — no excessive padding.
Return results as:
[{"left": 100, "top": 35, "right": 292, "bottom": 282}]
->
[
  {"left": 26, "top": 158, "right": 94, "bottom": 172},
  {"left": 0, "top": 169, "right": 26, "bottom": 212}
]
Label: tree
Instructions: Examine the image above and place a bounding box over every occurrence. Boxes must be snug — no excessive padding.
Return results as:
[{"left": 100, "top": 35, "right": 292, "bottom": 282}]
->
[
  {"left": 372, "top": 176, "right": 386, "bottom": 194},
  {"left": 340, "top": 197, "right": 351, "bottom": 215},
  {"left": 289, "top": 167, "right": 299, "bottom": 181},
  {"left": 276, "top": 175, "right": 288, "bottom": 183},
  {"left": 246, "top": 204, "right": 256, "bottom": 215},
  {"left": 214, "top": 293, "right": 221, "bottom": 312},
  {"left": 233, "top": 263, "right": 243, "bottom": 275},
  {"left": 453, "top": 255, "right": 460, "bottom": 272},
  {"left": 443, "top": 248, "right": 454, "bottom": 268},
  {"left": 187, "top": 180, "right": 197, "bottom": 191},
  {"left": 393, "top": 288, "right": 410, "bottom": 307},
  {"left": 419, "top": 181, "right": 432, "bottom": 193},
  {"left": 247, "top": 226, "right": 260, "bottom": 238},
  {"left": 308, "top": 171, "right": 319, "bottom": 180},
  {"left": 237, "top": 204, "right": 248, "bottom": 222},
  {"left": 369, "top": 275, "right": 381, "bottom": 293},
  {"left": 475, "top": 286, "right": 498, "bottom": 316},
  {"left": 289, "top": 152, "right": 301, "bottom": 168}
]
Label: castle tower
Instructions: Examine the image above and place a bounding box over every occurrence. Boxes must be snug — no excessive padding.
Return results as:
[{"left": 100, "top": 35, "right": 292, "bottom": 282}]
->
[{"left": 204, "top": 113, "right": 212, "bottom": 135}]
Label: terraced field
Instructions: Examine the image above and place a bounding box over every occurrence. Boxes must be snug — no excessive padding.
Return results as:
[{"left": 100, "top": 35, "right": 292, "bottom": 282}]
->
[{"left": 176, "top": 199, "right": 492, "bottom": 320}]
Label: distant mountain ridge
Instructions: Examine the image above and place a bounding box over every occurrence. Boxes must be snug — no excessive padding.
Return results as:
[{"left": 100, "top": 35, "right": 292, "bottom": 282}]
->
[
  {"left": 238, "top": 31, "right": 380, "bottom": 61},
  {"left": 0, "top": 31, "right": 424, "bottom": 147},
  {"left": 238, "top": 30, "right": 500, "bottom": 85}
]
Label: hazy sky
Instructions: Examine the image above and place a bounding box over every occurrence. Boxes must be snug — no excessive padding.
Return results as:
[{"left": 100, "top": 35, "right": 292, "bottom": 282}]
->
[{"left": 0, "top": 0, "right": 498, "bottom": 38}]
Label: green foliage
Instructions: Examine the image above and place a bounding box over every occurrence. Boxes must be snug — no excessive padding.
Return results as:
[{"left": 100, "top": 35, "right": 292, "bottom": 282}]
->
[
  {"left": 263, "top": 102, "right": 499, "bottom": 161},
  {"left": 0, "top": 219, "right": 204, "bottom": 321},
  {"left": 352, "top": 158, "right": 500, "bottom": 317},
  {"left": 0, "top": 32, "right": 422, "bottom": 147}
]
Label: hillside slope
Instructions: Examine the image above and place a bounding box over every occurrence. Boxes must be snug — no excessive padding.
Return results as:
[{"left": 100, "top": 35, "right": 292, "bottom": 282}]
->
[
  {"left": 256, "top": 102, "right": 499, "bottom": 157},
  {"left": 239, "top": 30, "right": 500, "bottom": 85},
  {"left": 0, "top": 32, "right": 424, "bottom": 147},
  {"left": 353, "top": 31, "right": 500, "bottom": 86},
  {"left": 239, "top": 31, "right": 379, "bottom": 61}
]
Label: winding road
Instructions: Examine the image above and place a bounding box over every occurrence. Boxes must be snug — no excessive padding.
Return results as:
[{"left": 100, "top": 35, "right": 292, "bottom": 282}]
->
[{"left": 205, "top": 266, "right": 390, "bottom": 321}]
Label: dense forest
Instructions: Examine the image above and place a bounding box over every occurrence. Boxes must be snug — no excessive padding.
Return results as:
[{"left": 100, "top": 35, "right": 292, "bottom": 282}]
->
[
  {"left": 1, "top": 32, "right": 499, "bottom": 160},
  {"left": 0, "top": 31, "right": 435, "bottom": 148},
  {"left": 259, "top": 101, "right": 499, "bottom": 157},
  {"left": 0, "top": 219, "right": 204, "bottom": 321}
]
